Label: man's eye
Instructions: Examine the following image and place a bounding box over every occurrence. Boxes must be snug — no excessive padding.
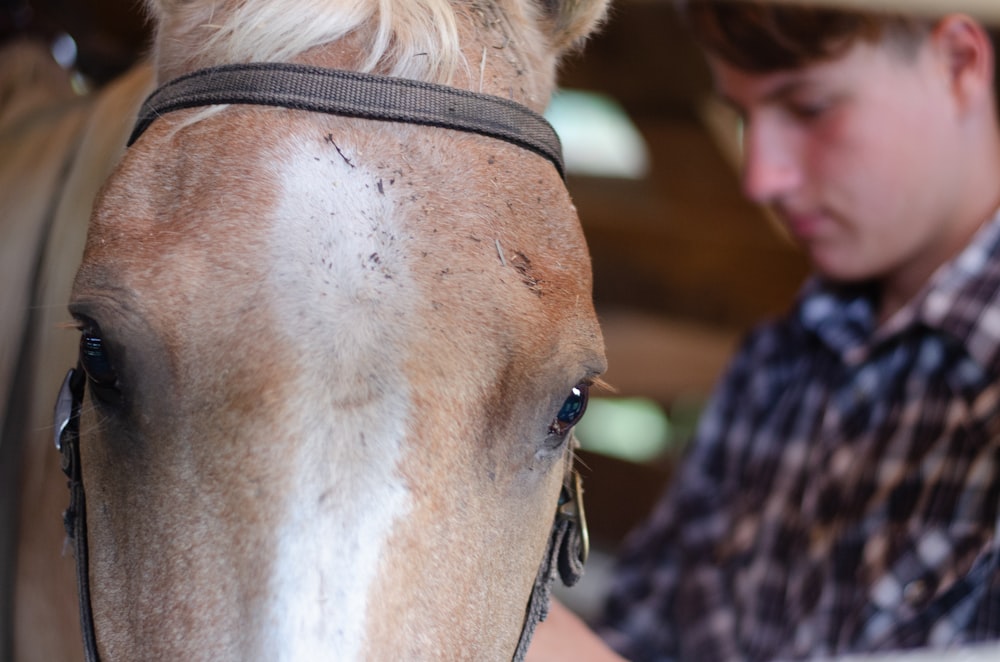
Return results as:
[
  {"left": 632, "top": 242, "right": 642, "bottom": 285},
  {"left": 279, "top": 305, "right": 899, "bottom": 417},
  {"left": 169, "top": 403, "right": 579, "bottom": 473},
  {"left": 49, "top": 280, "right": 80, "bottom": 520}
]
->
[{"left": 788, "top": 99, "right": 832, "bottom": 121}]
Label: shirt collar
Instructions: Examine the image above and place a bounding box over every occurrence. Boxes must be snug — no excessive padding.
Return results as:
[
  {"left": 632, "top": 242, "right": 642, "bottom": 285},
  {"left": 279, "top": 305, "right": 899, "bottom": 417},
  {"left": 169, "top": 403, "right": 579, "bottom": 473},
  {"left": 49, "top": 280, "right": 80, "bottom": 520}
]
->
[
  {"left": 914, "top": 207, "right": 1000, "bottom": 373},
  {"left": 796, "top": 208, "right": 1000, "bottom": 372}
]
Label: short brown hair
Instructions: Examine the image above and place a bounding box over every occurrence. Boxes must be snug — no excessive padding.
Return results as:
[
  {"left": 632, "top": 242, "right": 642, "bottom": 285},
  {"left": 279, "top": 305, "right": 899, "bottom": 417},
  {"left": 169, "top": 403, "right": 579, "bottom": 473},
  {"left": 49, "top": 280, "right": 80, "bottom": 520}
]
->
[{"left": 675, "top": 0, "right": 931, "bottom": 72}]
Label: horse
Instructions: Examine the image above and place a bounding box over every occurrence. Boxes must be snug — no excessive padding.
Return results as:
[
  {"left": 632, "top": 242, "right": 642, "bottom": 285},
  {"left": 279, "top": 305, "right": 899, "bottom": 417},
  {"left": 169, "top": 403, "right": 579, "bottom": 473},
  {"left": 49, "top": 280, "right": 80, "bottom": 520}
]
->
[
  {"left": 1, "top": 39, "right": 157, "bottom": 661},
  {"left": 2, "top": 0, "right": 609, "bottom": 659}
]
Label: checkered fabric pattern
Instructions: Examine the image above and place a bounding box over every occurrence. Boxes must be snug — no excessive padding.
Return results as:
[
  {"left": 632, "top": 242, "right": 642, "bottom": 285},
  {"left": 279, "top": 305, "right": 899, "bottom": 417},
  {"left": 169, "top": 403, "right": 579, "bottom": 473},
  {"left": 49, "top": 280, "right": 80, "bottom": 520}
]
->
[{"left": 597, "top": 210, "right": 1000, "bottom": 661}]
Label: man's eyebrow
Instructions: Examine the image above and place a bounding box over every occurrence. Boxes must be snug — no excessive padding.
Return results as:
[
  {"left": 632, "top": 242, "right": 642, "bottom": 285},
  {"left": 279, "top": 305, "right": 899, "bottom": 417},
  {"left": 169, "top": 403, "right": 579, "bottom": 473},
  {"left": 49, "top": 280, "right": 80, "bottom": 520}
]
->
[{"left": 716, "top": 79, "right": 812, "bottom": 114}]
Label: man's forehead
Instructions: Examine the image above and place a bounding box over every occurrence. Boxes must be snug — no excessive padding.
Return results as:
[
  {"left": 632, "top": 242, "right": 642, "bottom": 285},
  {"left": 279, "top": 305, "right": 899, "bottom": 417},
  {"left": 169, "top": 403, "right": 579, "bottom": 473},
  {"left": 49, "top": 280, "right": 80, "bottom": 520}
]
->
[
  {"left": 706, "top": 52, "right": 846, "bottom": 109},
  {"left": 760, "top": 0, "right": 998, "bottom": 24}
]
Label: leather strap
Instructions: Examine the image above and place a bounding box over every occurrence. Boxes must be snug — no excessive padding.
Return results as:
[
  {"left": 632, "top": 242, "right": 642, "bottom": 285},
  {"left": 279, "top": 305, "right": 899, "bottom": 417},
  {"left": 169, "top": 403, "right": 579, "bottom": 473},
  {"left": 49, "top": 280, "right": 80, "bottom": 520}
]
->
[
  {"left": 54, "top": 367, "right": 99, "bottom": 662},
  {"left": 512, "top": 469, "right": 590, "bottom": 661},
  {"left": 128, "top": 62, "right": 565, "bottom": 179}
]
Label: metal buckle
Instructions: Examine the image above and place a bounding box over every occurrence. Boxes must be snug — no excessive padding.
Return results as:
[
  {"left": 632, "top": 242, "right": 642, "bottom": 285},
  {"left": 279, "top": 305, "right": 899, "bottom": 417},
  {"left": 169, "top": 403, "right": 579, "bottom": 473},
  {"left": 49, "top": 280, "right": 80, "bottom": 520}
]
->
[
  {"left": 54, "top": 368, "right": 78, "bottom": 451},
  {"left": 557, "top": 469, "right": 590, "bottom": 567}
]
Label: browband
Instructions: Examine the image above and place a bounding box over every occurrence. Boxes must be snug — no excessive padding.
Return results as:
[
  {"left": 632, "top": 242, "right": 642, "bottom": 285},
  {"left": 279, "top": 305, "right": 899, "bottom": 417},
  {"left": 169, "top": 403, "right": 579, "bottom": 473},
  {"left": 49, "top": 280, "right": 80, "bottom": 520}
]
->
[{"left": 128, "top": 62, "right": 565, "bottom": 179}]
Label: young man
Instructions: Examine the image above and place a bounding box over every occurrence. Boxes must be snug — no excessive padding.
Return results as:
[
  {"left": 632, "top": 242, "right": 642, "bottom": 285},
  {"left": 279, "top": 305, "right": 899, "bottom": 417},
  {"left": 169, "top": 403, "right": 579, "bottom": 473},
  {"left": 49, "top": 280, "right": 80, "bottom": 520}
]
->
[{"left": 528, "top": 2, "right": 1000, "bottom": 661}]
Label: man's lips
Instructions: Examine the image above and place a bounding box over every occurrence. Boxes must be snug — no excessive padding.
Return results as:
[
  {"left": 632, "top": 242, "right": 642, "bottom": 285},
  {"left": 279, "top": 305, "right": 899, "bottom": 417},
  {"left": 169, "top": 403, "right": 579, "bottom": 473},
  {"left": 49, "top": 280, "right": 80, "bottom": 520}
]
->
[{"left": 778, "top": 208, "right": 827, "bottom": 240}]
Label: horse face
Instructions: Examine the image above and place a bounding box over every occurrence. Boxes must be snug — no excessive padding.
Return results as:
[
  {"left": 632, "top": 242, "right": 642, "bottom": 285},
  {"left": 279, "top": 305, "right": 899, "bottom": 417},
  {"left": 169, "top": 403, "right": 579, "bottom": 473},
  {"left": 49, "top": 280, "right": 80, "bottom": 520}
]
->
[{"left": 68, "top": 1, "right": 607, "bottom": 659}]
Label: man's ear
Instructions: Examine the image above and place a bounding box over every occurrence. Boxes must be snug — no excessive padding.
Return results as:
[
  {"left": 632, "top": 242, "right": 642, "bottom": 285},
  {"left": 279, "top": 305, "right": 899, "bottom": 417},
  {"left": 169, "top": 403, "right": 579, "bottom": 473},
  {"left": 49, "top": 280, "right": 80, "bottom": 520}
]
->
[{"left": 931, "top": 14, "right": 995, "bottom": 111}]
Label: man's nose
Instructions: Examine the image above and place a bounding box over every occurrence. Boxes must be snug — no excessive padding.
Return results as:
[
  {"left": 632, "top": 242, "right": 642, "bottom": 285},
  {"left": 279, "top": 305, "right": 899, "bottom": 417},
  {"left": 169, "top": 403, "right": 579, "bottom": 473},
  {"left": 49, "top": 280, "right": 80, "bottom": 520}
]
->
[{"left": 740, "top": 120, "right": 801, "bottom": 204}]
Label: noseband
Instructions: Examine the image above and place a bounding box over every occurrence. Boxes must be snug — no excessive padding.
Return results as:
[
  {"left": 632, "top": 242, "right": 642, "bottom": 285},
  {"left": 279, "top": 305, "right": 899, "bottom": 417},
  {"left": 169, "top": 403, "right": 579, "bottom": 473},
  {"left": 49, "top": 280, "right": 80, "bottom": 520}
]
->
[{"left": 55, "top": 62, "right": 585, "bottom": 661}]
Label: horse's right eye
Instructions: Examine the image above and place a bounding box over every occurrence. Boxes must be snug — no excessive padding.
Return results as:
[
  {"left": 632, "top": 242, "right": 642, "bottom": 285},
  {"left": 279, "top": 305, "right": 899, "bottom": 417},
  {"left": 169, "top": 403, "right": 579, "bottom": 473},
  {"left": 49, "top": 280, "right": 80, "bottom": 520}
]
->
[
  {"left": 79, "top": 326, "right": 122, "bottom": 405},
  {"left": 548, "top": 383, "right": 590, "bottom": 438}
]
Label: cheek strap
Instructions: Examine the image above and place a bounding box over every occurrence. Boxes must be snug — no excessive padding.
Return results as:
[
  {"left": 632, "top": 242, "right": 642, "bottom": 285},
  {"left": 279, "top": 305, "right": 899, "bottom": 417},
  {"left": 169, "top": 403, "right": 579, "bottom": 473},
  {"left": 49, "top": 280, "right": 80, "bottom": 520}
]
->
[
  {"left": 512, "top": 468, "right": 590, "bottom": 661},
  {"left": 54, "top": 367, "right": 100, "bottom": 662}
]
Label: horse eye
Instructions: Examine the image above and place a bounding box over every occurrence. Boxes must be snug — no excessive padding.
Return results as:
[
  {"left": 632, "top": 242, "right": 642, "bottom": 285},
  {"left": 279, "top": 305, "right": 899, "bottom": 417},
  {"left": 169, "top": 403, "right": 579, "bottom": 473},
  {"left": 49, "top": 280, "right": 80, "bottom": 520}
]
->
[
  {"left": 79, "top": 326, "right": 122, "bottom": 404},
  {"left": 549, "top": 384, "right": 589, "bottom": 437}
]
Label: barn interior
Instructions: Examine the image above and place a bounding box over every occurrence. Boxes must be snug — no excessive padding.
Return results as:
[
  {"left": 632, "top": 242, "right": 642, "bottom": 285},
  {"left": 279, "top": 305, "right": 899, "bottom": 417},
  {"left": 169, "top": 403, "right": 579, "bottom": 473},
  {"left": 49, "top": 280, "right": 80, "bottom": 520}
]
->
[{"left": 5, "top": 0, "right": 999, "bottom": 625}]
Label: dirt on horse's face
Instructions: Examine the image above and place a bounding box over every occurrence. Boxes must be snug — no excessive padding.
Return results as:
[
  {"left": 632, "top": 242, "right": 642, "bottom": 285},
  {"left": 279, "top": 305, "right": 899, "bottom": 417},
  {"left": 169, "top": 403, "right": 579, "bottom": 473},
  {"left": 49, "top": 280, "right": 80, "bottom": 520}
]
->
[{"left": 67, "top": 1, "right": 607, "bottom": 659}]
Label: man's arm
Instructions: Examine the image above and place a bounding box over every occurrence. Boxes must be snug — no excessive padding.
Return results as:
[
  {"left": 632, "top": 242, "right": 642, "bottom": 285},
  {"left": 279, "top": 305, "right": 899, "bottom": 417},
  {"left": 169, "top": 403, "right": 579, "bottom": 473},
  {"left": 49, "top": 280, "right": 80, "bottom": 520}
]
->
[{"left": 525, "top": 599, "right": 628, "bottom": 662}]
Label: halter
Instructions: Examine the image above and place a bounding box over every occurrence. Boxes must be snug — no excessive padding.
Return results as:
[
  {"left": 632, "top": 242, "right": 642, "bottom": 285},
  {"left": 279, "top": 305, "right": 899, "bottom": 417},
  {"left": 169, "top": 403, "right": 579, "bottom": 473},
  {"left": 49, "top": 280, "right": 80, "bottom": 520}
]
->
[
  {"left": 55, "top": 62, "right": 586, "bottom": 661},
  {"left": 128, "top": 62, "right": 565, "bottom": 178}
]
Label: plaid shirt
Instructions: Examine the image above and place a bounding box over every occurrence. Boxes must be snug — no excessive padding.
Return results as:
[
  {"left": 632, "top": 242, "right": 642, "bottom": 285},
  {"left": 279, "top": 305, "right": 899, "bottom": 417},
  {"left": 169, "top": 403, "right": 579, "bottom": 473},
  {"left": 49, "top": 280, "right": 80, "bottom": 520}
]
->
[{"left": 597, "top": 209, "right": 1000, "bottom": 661}]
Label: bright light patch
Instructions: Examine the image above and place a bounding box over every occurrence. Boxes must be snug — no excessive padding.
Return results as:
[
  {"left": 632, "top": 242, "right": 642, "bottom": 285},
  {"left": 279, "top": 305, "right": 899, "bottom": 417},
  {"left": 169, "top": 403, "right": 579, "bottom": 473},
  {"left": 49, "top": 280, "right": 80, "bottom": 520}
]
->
[
  {"left": 575, "top": 397, "right": 672, "bottom": 463},
  {"left": 50, "top": 33, "right": 77, "bottom": 69},
  {"left": 545, "top": 89, "right": 650, "bottom": 179}
]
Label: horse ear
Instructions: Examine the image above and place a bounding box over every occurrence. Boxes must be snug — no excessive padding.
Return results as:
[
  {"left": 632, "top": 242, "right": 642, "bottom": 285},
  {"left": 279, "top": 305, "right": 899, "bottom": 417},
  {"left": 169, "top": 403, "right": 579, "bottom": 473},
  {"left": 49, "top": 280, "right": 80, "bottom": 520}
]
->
[
  {"left": 142, "top": 0, "right": 176, "bottom": 22},
  {"left": 142, "top": 0, "right": 198, "bottom": 22},
  {"left": 537, "top": 0, "right": 610, "bottom": 53},
  {"left": 142, "top": 0, "right": 168, "bottom": 18}
]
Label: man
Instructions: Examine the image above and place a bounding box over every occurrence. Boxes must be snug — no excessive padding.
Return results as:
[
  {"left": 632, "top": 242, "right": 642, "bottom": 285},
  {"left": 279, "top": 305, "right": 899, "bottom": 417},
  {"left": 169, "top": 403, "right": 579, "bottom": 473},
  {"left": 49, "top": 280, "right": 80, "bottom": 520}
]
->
[{"left": 528, "top": 2, "right": 1000, "bottom": 660}]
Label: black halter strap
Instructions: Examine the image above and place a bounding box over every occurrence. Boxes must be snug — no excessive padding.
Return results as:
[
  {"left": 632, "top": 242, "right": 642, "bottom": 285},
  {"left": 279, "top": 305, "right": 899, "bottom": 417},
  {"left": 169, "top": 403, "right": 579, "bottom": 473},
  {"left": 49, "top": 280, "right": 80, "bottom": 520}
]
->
[
  {"left": 128, "top": 62, "right": 565, "bottom": 179},
  {"left": 56, "top": 61, "right": 584, "bottom": 661},
  {"left": 54, "top": 368, "right": 98, "bottom": 662},
  {"left": 512, "top": 469, "right": 589, "bottom": 661}
]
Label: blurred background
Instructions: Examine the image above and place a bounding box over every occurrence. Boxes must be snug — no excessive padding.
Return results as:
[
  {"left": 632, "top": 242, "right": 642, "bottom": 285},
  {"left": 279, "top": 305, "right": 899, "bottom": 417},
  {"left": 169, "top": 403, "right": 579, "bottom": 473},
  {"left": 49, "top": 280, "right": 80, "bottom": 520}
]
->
[
  {"left": 1, "top": 0, "right": 815, "bottom": 620},
  {"left": 545, "top": 2, "right": 811, "bottom": 617}
]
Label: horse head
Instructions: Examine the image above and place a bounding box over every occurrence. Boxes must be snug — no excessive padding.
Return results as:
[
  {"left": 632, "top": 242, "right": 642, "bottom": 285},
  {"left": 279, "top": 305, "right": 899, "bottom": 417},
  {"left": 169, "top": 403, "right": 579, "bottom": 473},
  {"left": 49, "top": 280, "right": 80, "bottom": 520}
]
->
[{"left": 66, "top": 0, "right": 607, "bottom": 659}]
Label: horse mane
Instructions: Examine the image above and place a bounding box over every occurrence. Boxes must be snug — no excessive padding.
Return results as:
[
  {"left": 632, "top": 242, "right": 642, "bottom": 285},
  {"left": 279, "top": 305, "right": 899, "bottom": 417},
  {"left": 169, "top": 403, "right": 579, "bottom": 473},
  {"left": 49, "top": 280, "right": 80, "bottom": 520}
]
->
[{"left": 146, "top": 0, "right": 466, "bottom": 84}]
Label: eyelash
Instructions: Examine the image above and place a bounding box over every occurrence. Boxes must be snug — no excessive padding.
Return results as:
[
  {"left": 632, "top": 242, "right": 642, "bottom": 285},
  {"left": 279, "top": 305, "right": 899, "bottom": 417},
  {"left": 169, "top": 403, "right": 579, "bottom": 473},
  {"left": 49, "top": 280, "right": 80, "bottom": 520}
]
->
[
  {"left": 792, "top": 104, "right": 826, "bottom": 120},
  {"left": 787, "top": 97, "right": 835, "bottom": 121}
]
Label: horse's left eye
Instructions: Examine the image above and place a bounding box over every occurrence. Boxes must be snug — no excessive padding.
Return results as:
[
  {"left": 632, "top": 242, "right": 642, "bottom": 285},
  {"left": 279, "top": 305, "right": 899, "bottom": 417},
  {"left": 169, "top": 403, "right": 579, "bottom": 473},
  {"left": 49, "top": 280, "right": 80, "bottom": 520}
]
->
[
  {"left": 78, "top": 323, "right": 123, "bottom": 407},
  {"left": 549, "top": 384, "right": 589, "bottom": 437}
]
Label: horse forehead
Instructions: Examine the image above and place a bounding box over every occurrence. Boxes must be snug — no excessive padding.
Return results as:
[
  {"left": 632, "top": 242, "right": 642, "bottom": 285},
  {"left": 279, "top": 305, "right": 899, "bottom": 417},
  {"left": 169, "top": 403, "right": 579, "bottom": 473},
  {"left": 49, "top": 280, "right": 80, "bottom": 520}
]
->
[{"left": 83, "top": 112, "right": 598, "bottom": 369}]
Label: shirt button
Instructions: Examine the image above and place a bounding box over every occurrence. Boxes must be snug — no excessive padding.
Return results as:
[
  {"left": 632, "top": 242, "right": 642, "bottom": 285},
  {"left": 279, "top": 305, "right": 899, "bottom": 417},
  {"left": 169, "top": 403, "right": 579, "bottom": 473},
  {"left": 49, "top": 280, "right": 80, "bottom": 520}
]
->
[{"left": 903, "top": 579, "right": 928, "bottom": 606}]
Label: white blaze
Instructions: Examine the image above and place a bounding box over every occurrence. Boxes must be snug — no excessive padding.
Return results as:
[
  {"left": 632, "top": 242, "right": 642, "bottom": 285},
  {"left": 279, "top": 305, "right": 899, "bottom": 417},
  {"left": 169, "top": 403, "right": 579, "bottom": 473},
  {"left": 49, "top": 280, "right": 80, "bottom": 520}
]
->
[{"left": 262, "top": 138, "right": 413, "bottom": 661}]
